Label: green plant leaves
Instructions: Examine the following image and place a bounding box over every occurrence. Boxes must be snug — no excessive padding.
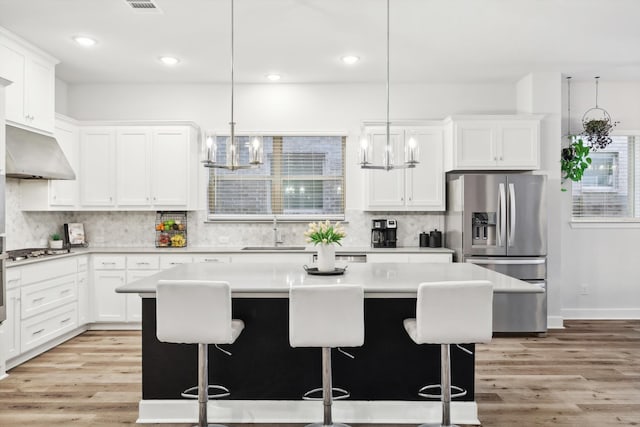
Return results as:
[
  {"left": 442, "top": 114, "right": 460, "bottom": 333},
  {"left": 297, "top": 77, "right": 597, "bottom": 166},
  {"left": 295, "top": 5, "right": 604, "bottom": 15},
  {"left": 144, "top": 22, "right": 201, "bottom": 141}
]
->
[{"left": 560, "top": 137, "right": 592, "bottom": 189}]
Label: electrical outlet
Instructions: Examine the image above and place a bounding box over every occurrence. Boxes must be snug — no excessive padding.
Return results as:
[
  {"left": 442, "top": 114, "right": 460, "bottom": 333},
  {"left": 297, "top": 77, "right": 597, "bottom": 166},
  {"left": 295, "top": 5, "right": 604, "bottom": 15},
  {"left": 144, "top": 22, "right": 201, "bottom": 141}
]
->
[
  {"left": 580, "top": 284, "right": 589, "bottom": 295},
  {"left": 218, "top": 235, "right": 229, "bottom": 244}
]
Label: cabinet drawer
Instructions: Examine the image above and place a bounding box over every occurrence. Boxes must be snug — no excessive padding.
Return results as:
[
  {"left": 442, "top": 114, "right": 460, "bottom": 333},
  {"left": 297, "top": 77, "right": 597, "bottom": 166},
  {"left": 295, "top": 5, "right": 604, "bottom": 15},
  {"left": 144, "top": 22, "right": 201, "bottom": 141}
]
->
[
  {"left": 192, "top": 254, "right": 231, "bottom": 264},
  {"left": 21, "top": 257, "right": 78, "bottom": 284},
  {"left": 21, "top": 302, "right": 78, "bottom": 353},
  {"left": 127, "top": 255, "right": 160, "bottom": 270},
  {"left": 160, "top": 255, "right": 193, "bottom": 269},
  {"left": 93, "top": 255, "right": 126, "bottom": 270},
  {"left": 6, "top": 268, "right": 22, "bottom": 290},
  {"left": 21, "top": 274, "right": 78, "bottom": 319},
  {"left": 407, "top": 253, "right": 452, "bottom": 263}
]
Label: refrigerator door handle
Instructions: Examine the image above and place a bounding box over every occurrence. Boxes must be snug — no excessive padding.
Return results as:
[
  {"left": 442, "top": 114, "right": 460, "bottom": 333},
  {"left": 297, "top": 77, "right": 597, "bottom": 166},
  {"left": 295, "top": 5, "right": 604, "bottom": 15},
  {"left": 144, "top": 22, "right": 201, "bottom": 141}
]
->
[
  {"left": 508, "top": 182, "right": 516, "bottom": 247},
  {"left": 498, "top": 183, "right": 506, "bottom": 247}
]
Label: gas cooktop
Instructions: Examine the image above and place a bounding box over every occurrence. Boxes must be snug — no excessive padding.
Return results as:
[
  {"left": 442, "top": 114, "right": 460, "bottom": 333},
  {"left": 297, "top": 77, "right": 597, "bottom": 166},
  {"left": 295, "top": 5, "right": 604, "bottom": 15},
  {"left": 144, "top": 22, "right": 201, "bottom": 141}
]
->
[{"left": 7, "top": 247, "right": 71, "bottom": 261}]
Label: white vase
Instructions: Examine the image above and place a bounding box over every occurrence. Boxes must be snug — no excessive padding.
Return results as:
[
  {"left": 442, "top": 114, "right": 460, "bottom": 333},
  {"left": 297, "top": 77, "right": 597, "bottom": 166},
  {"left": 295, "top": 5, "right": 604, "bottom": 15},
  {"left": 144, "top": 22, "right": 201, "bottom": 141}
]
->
[
  {"left": 49, "top": 240, "right": 63, "bottom": 249},
  {"left": 316, "top": 244, "right": 336, "bottom": 272}
]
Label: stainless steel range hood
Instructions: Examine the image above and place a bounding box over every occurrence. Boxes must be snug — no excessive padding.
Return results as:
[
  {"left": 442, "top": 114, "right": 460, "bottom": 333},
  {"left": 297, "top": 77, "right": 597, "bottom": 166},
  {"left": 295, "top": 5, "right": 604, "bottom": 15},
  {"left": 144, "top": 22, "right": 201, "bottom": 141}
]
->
[{"left": 5, "top": 125, "right": 76, "bottom": 180}]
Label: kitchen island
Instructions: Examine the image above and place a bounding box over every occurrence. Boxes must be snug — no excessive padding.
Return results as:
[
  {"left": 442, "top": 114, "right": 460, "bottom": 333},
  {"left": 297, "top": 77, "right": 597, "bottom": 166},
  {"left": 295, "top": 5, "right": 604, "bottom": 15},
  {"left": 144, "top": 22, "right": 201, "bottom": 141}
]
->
[{"left": 117, "top": 261, "right": 541, "bottom": 425}]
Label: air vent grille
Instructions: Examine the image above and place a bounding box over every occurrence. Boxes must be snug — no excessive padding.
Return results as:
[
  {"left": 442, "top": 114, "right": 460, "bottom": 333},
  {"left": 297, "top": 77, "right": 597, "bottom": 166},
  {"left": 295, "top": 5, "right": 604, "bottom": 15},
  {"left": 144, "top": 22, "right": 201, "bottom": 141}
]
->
[{"left": 125, "top": 0, "right": 163, "bottom": 13}]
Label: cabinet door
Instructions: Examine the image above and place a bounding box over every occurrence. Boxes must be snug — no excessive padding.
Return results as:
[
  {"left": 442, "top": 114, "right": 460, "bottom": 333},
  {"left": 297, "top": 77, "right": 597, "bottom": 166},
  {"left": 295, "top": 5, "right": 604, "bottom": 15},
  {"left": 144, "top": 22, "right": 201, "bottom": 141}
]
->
[
  {"left": 366, "top": 253, "right": 410, "bottom": 263},
  {"left": 116, "top": 127, "right": 152, "bottom": 206},
  {"left": 151, "top": 127, "right": 189, "bottom": 206},
  {"left": 497, "top": 122, "right": 539, "bottom": 169},
  {"left": 80, "top": 128, "right": 115, "bottom": 206},
  {"left": 126, "top": 270, "right": 158, "bottom": 322},
  {"left": 24, "top": 57, "right": 55, "bottom": 133},
  {"left": 50, "top": 120, "right": 79, "bottom": 207},
  {"left": 364, "top": 129, "right": 405, "bottom": 210},
  {"left": 0, "top": 43, "right": 26, "bottom": 125},
  {"left": 454, "top": 121, "right": 497, "bottom": 168},
  {"left": 4, "top": 288, "right": 21, "bottom": 360},
  {"left": 406, "top": 128, "right": 445, "bottom": 210},
  {"left": 77, "top": 271, "right": 89, "bottom": 325},
  {"left": 93, "top": 270, "right": 126, "bottom": 322}
]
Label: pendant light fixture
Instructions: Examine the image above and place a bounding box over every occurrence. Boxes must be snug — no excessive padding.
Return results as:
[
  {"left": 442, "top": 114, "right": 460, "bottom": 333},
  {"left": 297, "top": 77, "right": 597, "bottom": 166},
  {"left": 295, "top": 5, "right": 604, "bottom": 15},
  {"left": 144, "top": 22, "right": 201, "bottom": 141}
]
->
[
  {"left": 360, "top": 0, "right": 419, "bottom": 171},
  {"left": 203, "top": 0, "right": 263, "bottom": 170}
]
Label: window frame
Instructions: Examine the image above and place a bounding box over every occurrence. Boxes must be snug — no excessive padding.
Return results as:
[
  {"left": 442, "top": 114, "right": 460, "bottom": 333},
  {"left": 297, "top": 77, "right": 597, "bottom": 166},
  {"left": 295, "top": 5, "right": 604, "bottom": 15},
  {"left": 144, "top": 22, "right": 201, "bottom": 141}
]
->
[
  {"left": 206, "top": 131, "right": 347, "bottom": 222},
  {"left": 570, "top": 130, "right": 640, "bottom": 226}
]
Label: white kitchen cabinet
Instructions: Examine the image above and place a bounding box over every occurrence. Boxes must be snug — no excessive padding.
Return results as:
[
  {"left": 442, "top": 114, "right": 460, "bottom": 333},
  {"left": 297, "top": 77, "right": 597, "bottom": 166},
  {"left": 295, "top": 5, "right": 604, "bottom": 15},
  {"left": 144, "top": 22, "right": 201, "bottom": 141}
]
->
[
  {"left": 231, "top": 253, "right": 313, "bottom": 264},
  {"left": 4, "top": 288, "right": 21, "bottom": 361},
  {"left": 444, "top": 116, "right": 541, "bottom": 171},
  {"left": 92, "top": 255, "right": 127, "bottom": 322},
  {"left": 77, "top": 256, "right": 90, "bottom": 325},
  {"left": 192, "top": 254, "right": 232, "bottom": 264},
  {"left": 0, "top": 29, "right": 57, "bottom": 134},
  {"left": 364, "top": 125, "right": 445, "bottom": 211},
  {"left": 116, "top": 127, "right": 152, "bottom": 207},
  {"left": 80, "top": 127, "right": 116, "bottom": 207},
  {"left": 159, "top": 254, "right": 194, "bottom": 269},
  {"left": 366, "top": 253, "right": 452, "bottom": 263},
  {"left": 151, "top": 127, "right": 193, "bottom": 207}
]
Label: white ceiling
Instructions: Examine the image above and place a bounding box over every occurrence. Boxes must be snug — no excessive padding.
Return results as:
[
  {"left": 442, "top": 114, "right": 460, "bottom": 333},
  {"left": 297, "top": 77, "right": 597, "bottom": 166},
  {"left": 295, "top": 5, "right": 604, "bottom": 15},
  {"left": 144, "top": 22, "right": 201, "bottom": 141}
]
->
[{"left": 0, "top": 0, "right": 638, "bottom": 84}]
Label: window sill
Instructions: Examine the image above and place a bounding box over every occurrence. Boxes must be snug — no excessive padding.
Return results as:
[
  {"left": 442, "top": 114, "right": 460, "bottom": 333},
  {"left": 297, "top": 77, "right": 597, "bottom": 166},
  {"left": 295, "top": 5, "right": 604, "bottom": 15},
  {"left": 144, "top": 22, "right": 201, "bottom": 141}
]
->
[
  {"left": 205, "top": 215, "right": 346, "bottom": 224},
  {"left": 570, "top": 220, "right": 640, "bottom": 229}
]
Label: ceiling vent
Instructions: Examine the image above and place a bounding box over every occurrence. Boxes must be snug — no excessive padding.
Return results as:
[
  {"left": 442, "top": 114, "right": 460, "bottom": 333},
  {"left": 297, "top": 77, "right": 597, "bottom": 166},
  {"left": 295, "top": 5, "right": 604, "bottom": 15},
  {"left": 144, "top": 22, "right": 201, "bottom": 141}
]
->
[{"left": 124, "top": 0, "right": 163, "bottom": 13}]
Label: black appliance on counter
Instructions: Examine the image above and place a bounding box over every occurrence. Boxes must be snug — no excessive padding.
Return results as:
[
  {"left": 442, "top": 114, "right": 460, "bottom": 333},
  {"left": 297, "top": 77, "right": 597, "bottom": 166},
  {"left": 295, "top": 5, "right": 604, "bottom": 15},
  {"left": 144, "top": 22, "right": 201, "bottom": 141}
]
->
[{"left": 371, "top": 219, "right": 397, "bottom": 248}]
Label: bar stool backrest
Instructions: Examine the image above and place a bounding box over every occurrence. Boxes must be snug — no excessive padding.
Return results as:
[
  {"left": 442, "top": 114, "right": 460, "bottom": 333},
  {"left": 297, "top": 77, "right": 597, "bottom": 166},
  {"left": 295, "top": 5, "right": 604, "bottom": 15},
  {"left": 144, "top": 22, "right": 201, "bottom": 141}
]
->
[
  {"left": 289, "top": 284, "right": 364, "bottom": 348},
  {"left": 156, "top": 280, "right": 233, "bottom": 344},
  {"left": 416, "top": 280, "right": 493, "bottom": 344}
]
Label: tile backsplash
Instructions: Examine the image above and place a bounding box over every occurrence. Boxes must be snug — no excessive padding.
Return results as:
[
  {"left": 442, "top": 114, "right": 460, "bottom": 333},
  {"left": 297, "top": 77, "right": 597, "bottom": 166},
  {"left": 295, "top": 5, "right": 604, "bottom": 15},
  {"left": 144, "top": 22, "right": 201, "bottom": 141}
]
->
[{"left": 6, "top": 179, "right": 444, "bottom": 250}]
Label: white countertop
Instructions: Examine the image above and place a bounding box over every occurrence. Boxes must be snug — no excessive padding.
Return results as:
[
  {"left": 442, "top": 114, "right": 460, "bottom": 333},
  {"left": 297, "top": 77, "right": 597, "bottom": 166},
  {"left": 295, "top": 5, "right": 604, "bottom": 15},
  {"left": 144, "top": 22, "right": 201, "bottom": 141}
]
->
[
  {"left": 6, "top": 246, "right": 452, "bottom": 267},
  {"left": 116, "top": 261, "right": 542, "bottom": 296}
]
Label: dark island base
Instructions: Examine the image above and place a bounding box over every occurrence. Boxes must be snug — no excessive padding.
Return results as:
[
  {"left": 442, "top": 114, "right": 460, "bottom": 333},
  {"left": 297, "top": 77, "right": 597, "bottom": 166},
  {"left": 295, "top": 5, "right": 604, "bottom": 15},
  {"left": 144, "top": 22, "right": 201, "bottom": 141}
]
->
[{"left": 141, "top": 298, "right": 475, "bottom": 401}]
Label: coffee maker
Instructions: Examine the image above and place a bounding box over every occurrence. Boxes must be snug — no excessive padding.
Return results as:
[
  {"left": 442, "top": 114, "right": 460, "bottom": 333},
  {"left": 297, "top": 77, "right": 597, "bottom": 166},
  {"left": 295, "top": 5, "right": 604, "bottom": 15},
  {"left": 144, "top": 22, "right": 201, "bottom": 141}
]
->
[{"left": 371, "top": 219, "right": 397, "bottom": 248}]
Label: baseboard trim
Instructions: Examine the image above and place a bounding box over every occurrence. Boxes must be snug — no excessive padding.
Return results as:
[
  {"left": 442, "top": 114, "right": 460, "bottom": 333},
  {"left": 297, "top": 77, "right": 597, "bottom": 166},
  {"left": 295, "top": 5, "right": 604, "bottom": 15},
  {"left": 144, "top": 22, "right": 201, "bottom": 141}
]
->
[
  {"left": 547, "top": 315, "right": 565, "bottom": 329},
  {"left": 562, "top": 308, "right": 640, "bottom": 319},
  {"left": 137, "top": 399, "right": 480, "bottom": 425},
  {"left": 88, "top": 322, "right": 142, "bottom": 331},
  {"left": 6, "top": 325, "right": 88, "bottom": 370}
]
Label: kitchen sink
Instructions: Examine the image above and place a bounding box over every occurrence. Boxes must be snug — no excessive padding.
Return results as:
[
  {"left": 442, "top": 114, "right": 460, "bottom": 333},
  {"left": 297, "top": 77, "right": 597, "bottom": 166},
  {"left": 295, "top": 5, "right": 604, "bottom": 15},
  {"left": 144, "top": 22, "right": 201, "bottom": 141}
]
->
[{"left": 241, "top": 246, "right": 306, "bottom": 251}]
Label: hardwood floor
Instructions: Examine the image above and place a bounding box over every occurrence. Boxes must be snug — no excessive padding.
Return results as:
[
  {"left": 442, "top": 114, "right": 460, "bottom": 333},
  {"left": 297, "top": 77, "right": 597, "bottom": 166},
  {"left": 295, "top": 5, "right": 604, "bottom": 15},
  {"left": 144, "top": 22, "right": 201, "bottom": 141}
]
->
[{"left": 0, "top": 320, "right": 638, "bottom": 426}]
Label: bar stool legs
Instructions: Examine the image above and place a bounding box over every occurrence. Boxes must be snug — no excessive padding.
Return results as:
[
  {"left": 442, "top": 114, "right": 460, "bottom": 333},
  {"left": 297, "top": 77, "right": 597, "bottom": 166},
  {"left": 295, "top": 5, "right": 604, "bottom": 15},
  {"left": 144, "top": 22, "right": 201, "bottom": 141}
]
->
[
  {"left": 304, "top": 347, "right": 350, "bottom": 427},
  {"left": 418, "top": 344, "right": 462, "bottom": 427},
  {"left": 192, "top": 343, "right": 227, "bottom": 427}
]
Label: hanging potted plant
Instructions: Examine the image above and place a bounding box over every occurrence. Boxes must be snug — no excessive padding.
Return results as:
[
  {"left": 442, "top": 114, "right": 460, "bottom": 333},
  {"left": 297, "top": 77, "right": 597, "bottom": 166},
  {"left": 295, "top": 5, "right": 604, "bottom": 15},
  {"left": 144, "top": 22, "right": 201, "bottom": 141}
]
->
[
  {"left": 561, "top": 137, "right": 591, "bottom": 191},
  {"left": 582, "top": 117, "right": 618, "bottom": 150},
  {"left": 581, "top": 76, "right": 619, "bottom": 150}
]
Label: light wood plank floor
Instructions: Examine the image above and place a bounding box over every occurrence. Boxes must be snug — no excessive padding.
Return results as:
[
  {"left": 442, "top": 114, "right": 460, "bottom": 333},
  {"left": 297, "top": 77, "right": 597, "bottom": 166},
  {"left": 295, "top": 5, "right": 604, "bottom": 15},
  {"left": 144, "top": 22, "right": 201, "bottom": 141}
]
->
[{"left": 0, "top": 320, "right": 638, "bottom": 426}]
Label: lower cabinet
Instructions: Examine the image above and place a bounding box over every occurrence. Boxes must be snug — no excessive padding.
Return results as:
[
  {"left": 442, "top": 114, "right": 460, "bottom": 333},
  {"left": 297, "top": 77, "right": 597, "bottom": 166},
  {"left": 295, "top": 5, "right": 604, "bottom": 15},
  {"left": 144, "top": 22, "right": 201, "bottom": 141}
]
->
[
  {"left": 366, "top": 253, "right": 452, "bottom": 263},
  {"left": 126, "top": 270, "right": 159, "bottom": 322},
  {"left": 5, "top": 287, "right": 21, "bottom": 361},
  {"left": 93, "top": 255, "right": 127, "bottom": 323}
]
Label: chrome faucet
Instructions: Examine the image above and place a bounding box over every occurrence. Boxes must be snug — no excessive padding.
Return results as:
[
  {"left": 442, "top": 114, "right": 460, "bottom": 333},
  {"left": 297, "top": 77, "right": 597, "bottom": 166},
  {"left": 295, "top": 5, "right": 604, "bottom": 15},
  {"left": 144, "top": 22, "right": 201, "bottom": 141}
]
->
[{"left": 273, "top": 216, "right": 283, "bottom": 247}]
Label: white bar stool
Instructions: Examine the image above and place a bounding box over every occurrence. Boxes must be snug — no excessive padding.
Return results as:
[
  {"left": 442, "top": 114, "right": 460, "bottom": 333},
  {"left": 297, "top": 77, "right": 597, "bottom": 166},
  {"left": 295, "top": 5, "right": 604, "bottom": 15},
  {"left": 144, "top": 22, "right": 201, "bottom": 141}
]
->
[
  {"left": 289, "top": 284, "right": 364, "bottom": 427},
  {"left": 403, "top": 280, "right": 493, "bottom": 427},
  {"left": 156, "top": 280, "right": 244, "bottom": 427}
]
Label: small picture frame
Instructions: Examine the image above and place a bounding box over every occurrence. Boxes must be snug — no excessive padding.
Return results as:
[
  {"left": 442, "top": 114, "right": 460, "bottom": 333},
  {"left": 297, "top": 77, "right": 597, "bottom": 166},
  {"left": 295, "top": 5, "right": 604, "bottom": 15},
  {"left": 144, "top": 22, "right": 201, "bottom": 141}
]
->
[{"left": 64, "top": 223, "right": 86, "bottom": 247}]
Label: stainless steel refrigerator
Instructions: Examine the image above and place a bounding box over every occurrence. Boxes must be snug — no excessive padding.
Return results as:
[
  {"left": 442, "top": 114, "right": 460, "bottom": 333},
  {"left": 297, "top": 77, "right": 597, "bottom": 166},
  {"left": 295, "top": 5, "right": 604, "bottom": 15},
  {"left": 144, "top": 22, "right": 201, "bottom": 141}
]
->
[{"left": 445, "top": 174, "right": 547, "bottom": 333}]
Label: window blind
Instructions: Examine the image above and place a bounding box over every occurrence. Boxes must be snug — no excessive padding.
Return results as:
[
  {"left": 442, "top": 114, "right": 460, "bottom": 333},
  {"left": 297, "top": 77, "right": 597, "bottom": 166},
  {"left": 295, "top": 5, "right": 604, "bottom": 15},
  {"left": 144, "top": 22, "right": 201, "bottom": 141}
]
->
[
  {"left": 572, "top": 135, "right": 640, "bottom": 219},
  {"left": 208, "top": 135, "right": 345, "bottom": 219}
]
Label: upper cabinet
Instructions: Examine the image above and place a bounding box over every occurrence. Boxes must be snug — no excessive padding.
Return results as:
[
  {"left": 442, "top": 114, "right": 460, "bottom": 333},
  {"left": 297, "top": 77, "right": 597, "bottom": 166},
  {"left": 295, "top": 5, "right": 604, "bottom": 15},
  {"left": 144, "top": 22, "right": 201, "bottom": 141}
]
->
[
  {"left": 0, "top": 28, "right": 57, "bottom": 134},
  {"left": 364, "top": 125, "right": 445, "bottom": 211},
  {"left": 21, "top": 121, "right": 200, "bottom": 211},
  {"left": 443, "top": 115, "right": 542, "bottom": 171}
]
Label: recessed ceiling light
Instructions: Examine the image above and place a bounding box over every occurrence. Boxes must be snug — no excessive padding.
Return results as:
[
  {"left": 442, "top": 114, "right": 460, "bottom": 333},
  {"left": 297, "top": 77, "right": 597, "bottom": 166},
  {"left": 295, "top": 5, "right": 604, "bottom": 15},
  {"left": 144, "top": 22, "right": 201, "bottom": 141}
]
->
[
  {"left": 159, "top": 56, "right": 180, "bottom": 66},
  {"left": 341, "top": 55, "right": 360, "bottom": 65},
  {"left": 73, "top": 36, "right": 97, "bottom": 47},
  {"left": 266, "top": 74, "right": 281, "bottom": 81}
]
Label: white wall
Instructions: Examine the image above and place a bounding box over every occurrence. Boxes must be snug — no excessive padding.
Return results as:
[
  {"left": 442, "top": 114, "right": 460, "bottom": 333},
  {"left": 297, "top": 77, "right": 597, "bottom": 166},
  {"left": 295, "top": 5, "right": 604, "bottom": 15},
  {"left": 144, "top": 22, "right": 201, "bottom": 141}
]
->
[
  {"left": 54, "top": 78, "right": 68, "bottom": 115},
  {"left": 561, "top": 80, "right": 640, "bottom": 319},
  {"left": 517, "top": 72, "right": 564, "bottom": 328}
]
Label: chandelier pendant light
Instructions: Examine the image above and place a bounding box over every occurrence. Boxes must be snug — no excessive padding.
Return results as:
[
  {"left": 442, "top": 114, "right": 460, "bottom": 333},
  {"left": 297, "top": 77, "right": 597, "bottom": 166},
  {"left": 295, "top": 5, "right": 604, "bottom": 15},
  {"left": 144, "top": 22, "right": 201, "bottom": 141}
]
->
[
  {"left": 203, "top": 0, "right": 263, "bottom": 171},
  {"left": 360, "top": 0, "right": 419, "bottom": 171}
]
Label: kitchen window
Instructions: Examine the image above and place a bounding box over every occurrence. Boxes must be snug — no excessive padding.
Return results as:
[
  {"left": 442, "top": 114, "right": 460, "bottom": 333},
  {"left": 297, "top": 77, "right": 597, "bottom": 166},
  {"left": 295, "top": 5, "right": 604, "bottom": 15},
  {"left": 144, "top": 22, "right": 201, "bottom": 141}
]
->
[
  {"left": 207, "top": 135, "right": 345, "bottom": 220},
  {"left": 572, "top": 135, "right": 640, "bottom": 219}
]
